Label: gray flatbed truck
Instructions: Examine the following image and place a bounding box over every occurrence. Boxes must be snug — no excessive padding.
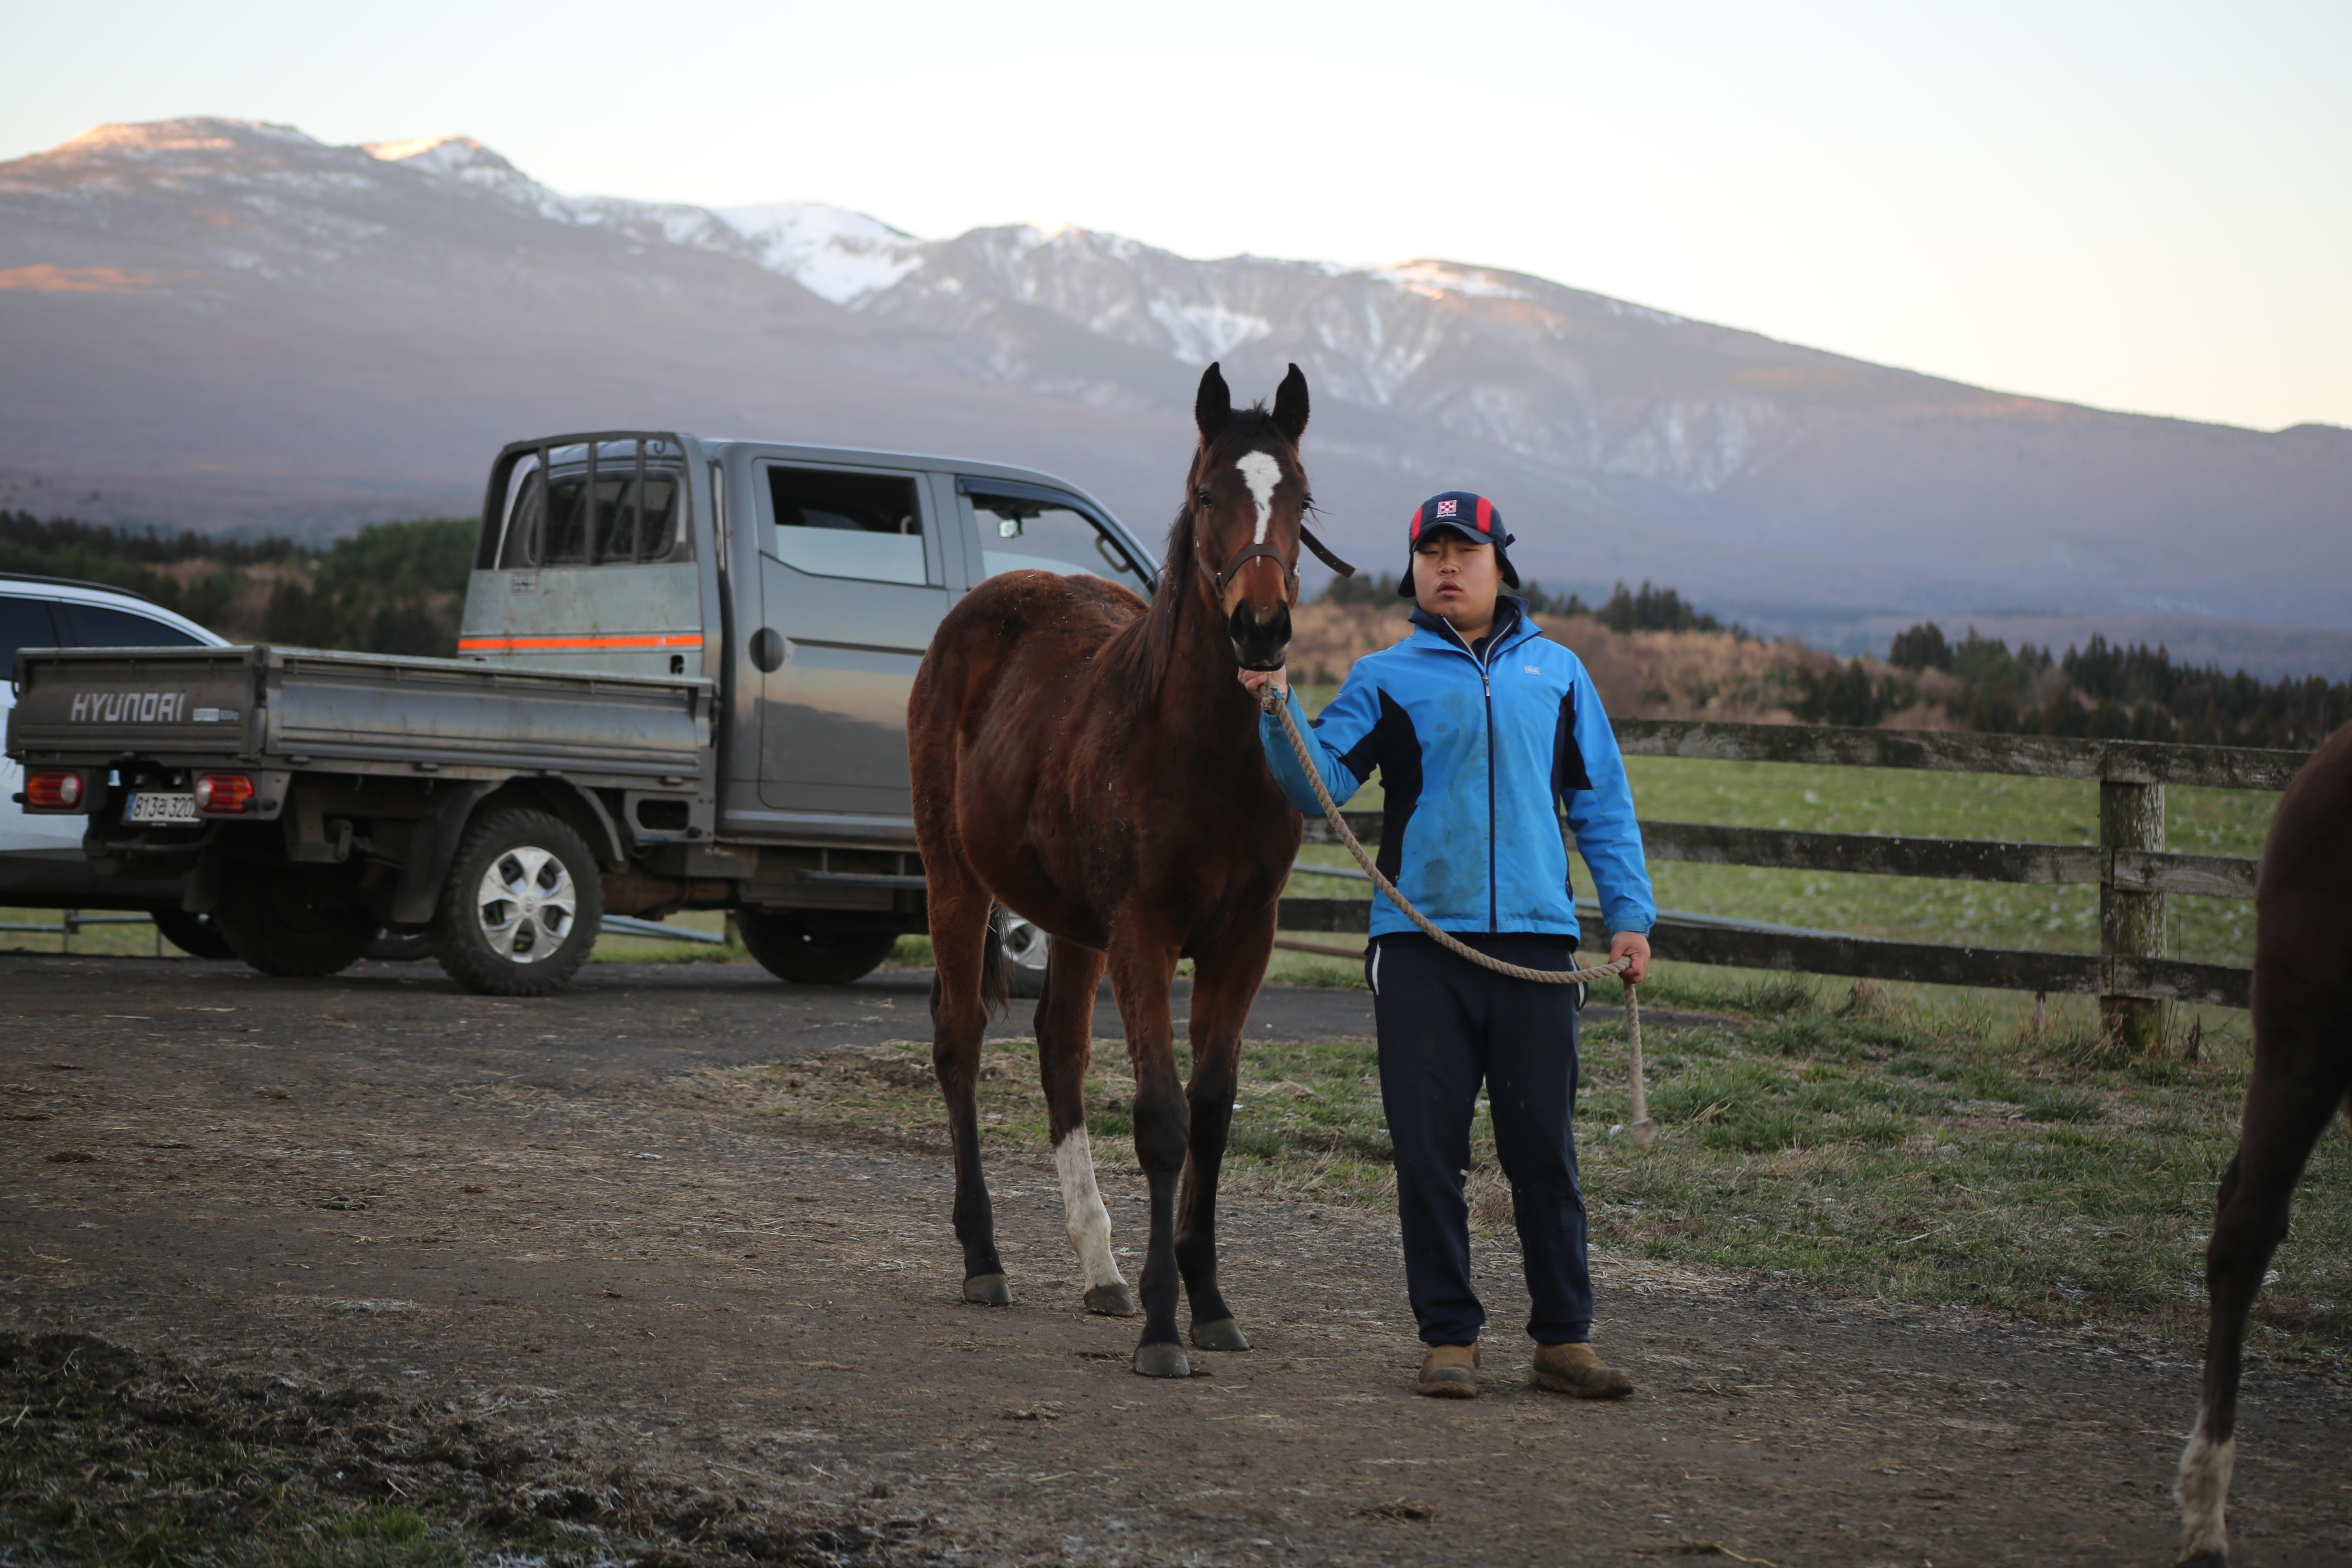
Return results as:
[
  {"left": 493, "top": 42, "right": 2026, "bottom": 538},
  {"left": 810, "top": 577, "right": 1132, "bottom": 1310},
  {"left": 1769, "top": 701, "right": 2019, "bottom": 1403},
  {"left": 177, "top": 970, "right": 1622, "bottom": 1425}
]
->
[{"left": 6, "top": 430, "right": 1159, "bottom": 994}]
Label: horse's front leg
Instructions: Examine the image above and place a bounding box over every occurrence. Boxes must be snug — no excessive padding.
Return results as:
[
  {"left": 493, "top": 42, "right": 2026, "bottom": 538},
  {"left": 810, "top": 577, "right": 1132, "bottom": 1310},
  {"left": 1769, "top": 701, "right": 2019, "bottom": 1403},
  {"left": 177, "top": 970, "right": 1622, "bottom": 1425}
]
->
[
  {"left": 1107, "top": 924, "right": 1191, "bottom": 1376},
  {"left": 1035, "top": 935, "right": 1134, "bottom": 1316},
  {"left": 1174, "top": 912, "right": 1274, "bottom": 1352}
]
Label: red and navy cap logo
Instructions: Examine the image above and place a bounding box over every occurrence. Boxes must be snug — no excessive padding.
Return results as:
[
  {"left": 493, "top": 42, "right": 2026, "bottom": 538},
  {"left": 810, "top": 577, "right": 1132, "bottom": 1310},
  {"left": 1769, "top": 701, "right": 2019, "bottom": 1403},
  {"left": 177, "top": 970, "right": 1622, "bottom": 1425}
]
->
[{"left": 1408, "top": 490, "right": 1501, "bottom": 543}]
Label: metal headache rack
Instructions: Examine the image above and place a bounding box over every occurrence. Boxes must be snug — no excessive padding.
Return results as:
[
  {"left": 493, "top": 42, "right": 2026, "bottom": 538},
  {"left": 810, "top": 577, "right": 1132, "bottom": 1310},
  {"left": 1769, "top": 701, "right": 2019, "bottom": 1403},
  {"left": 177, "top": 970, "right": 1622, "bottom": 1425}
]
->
[{"left": 478, "top": 430, "right": 690, "bottom": 571}]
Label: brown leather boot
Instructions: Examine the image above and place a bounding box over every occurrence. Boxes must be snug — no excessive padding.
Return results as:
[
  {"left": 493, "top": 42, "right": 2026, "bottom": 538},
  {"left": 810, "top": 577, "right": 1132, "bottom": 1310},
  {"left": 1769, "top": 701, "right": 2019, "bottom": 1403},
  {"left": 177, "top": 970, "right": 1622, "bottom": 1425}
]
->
[
  {"left": 1415, "top": 1343, "right": 1480, "bottom": 1399},
  {"left": 1530, "top": 1341, "right": 1633, "bottom": 1399}
]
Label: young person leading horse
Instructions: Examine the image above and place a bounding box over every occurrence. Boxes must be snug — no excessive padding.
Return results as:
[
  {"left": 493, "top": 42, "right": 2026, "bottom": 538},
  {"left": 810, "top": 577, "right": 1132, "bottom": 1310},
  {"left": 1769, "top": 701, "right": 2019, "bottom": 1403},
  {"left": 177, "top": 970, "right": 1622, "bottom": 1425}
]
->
[{"left": 1241, "top": 495, "right": 1655, "bottom": 1399}]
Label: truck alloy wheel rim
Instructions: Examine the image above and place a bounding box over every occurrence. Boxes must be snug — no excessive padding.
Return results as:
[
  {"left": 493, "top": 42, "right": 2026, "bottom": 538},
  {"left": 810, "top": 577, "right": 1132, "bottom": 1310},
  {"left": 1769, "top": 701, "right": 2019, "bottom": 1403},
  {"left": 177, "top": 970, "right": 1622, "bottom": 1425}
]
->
[
  {"left": 1000, "top": 915, "right": 1049, "bottom": 972},
  {"left": 475, "top": 846, "right": 576, "bottom": 962}
]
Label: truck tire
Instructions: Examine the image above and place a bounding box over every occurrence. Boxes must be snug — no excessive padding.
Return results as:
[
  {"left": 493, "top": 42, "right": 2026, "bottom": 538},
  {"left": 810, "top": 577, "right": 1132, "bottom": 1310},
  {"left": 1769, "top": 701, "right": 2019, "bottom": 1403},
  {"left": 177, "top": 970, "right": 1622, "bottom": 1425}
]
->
[
  {"left": 151, "top": 906, "right": 236, "bottom": 960},
  {"left": 430, "top": 808, "right": 603, "bottom": 997},
  {"left": 737, "top": 911, "right": 898, "bottom": 986},
  {"left": 212, "top": 866, "right": 378, "bottom": 977}
]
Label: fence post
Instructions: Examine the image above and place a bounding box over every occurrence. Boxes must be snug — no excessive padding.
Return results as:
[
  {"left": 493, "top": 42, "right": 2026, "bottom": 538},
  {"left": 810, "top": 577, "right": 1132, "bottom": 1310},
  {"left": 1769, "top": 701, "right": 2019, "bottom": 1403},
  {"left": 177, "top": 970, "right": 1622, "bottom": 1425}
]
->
[{"left": 2099, "top": 775, "right": 2167, "bottom": 1051}]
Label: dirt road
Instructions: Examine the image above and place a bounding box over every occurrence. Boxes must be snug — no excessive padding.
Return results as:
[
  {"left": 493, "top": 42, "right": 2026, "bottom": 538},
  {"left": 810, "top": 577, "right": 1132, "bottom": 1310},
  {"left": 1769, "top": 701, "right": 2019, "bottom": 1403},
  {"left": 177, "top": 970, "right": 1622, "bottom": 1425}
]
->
[{"left": 4, "top": 952, "right": 2346, "bottom": 1565}]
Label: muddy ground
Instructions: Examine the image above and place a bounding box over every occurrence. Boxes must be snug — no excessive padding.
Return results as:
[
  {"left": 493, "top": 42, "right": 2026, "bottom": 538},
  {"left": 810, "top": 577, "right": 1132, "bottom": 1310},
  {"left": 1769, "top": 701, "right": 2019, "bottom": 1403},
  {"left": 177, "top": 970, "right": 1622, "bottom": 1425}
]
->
[{"left": 3, "top": 951, "right": 2347, "bottom": 1566}]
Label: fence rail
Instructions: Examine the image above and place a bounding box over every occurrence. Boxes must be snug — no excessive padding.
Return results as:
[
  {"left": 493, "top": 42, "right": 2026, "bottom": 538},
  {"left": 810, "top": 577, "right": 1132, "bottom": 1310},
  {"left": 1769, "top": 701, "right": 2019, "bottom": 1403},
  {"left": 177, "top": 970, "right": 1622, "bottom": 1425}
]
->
[
  {"left": 0, "top": 910, "right": 162, "bottom": 949},
  {"left": 1634, "top": 822, "right": 2261, "bottom": 899},
  {"left": 1270, "top": 898, "right": 2254, "bottom": 1009},
  {"left": 1281, "top": 717, "right": 2305, "bottom": 1043}
]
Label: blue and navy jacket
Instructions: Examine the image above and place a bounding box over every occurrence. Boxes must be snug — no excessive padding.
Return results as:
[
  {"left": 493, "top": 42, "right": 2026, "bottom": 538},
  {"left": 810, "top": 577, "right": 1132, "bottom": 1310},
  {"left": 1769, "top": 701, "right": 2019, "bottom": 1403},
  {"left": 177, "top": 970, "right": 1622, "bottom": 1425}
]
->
[{"left": 1261, "top": 598, "right": 1655, "bottom": 943}]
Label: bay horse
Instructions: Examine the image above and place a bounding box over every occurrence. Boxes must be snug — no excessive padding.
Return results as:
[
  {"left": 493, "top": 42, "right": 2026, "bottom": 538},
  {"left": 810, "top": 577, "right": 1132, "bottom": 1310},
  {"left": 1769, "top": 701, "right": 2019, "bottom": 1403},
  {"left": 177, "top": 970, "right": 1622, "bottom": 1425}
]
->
[
  {"left": 910, "top": 362, "right": 1333, "bottom": 1377},
  {"left": 2177, "top": 721, "right": 2352, "bottom": 1564}
]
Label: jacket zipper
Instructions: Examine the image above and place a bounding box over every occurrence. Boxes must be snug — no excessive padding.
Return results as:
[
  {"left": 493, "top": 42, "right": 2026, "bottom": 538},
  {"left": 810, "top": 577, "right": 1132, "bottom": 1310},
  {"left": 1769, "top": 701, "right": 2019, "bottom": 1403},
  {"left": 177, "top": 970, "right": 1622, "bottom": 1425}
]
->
[
  {"left": 1482, "top": 655, "right": 1497, "bottom": 932},
  {"left": 1433, "top": 613, "right": 1510, "bottom": 936}
]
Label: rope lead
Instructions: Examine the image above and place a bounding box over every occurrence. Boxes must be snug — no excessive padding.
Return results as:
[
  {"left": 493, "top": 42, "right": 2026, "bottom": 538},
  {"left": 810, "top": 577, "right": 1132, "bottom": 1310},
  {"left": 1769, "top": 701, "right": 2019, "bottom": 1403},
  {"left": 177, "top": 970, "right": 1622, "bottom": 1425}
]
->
[{"left": 1261, "top": 683, "right": 1653, "bottom": 1148}]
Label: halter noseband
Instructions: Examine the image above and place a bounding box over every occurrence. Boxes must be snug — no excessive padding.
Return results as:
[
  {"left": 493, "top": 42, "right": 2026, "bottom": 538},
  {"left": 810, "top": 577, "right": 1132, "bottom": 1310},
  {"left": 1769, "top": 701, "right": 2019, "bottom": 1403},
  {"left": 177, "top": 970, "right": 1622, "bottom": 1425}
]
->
[
  {"left": 1196, "top": 520, "right": 1358, "bottom": 597},
  {"left": 1202, "top": 541, "right": 1297, "bottom": 598}
]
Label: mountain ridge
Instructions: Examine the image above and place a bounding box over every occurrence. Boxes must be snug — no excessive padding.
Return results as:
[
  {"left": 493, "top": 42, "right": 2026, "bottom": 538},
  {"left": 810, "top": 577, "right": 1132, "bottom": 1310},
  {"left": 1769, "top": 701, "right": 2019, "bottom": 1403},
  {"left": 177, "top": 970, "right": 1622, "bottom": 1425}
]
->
[{"left": 3, "top": 116, "right": 2347, "bottom": 672}]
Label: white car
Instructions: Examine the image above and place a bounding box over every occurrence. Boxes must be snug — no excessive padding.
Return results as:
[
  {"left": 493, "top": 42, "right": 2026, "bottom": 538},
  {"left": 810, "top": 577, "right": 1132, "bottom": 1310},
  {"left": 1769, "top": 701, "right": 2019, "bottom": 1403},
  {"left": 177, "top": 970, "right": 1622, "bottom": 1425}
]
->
[{"left": 2, "top": 574, "right": 231, "bottom": 953}]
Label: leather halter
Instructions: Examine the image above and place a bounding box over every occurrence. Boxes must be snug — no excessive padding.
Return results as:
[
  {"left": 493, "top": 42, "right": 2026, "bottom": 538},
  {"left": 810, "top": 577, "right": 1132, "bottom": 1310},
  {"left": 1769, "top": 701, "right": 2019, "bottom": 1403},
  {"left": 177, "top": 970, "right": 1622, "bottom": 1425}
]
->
[{"left": 1197, "top": 523, "right": 1358, "bottom": 597}]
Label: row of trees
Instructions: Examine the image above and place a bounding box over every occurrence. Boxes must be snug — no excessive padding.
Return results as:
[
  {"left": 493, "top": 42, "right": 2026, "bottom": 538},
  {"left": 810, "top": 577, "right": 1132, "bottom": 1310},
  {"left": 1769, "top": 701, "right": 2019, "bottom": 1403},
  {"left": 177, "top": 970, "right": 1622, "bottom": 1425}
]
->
[
  {"left": 1810, "top": 621, "right": 2349, "bottom": 750},
  {"left": 1320, "top": 572, "right": 1742, "bottom": 636},
  {"left": 1317, "top": 564, "right": 2343, "bottom": 751},
  {"left": 0, "top": 512, "right": 476, "bottom": 657}
]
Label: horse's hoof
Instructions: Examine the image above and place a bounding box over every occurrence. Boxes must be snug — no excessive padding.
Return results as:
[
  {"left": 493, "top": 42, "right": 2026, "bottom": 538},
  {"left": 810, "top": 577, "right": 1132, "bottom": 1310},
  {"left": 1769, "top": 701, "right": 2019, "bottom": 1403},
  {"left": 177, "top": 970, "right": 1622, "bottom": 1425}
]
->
[
  {"left": 1189, "top": 1318, "right": 1250, "bottom": 1352},
  {"left": 1132, "top": 1341, "right": 1192, "bottom": 1378},
  {"left": 962, "top": 1273, "right": 1012, "bottom": 1306},
  {"left": 1084, "top": 1283, "right": 1139, "bottom": 1317}
]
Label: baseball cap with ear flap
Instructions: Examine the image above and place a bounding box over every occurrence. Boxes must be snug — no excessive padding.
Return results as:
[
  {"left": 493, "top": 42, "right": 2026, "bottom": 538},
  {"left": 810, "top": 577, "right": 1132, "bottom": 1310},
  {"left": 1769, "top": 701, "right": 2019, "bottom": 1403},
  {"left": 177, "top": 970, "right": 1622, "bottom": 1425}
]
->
[{"left": 1399, "top": 490, "right": 1518, "bottom": 596}]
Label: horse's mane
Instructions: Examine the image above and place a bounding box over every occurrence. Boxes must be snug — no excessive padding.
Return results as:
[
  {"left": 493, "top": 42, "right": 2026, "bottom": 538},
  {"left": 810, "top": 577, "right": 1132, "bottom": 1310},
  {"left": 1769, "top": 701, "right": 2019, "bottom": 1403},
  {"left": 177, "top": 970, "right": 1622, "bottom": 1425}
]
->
[{"left": 1103, "top": 407, "right": 1288, "bottom": 703}]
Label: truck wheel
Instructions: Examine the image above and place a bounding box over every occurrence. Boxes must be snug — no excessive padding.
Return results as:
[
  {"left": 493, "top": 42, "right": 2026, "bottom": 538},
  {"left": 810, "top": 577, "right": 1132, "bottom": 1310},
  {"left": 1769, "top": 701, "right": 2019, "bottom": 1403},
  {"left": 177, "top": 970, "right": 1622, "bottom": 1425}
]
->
[
  {"left": 430, "top": 809, "right": 603, "bottom": 997},
  {"left": 1000, "top": 914, "right": 1050, "bottom": 999},
  {"left": 151, "top": 906, "right": 236, "bottom": 960},
  {"left": 212, "top": 866, "right": 378, "bottom": 977},
  {"left": 737, "top": 911, "right": 898, "bottom": 986}
]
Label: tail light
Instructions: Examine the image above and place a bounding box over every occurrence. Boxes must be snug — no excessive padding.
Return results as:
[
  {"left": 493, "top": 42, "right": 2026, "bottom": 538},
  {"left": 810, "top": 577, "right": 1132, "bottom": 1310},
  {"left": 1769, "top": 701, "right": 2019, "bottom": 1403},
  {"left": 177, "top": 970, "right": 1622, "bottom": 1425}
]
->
[
  {"left": 26, "top": 771, "right": 83, "bottom": 810},
  {"left": 195, "top": 774, "right": 255, "bottom": 813}
]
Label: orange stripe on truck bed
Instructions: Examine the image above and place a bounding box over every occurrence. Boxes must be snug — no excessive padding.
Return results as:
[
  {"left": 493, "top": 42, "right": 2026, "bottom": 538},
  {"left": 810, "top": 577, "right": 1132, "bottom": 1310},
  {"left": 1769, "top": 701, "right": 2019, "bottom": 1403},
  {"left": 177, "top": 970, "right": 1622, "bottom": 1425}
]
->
[{"left": 458, "top": 633, "right": 706, "bottom": 651}]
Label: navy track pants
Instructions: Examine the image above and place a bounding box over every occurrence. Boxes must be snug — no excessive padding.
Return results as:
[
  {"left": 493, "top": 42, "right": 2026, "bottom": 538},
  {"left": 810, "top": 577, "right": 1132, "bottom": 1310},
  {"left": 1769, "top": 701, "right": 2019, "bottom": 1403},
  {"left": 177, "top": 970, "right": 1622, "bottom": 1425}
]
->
[{"left": 1367, "top": 931, "right": 1592, "bottom": 1347}]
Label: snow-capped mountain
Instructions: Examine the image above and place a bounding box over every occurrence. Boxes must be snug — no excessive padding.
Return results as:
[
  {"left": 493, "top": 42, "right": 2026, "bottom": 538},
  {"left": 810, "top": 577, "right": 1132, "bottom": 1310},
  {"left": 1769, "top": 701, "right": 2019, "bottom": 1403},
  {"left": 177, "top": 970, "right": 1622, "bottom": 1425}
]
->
[
  {"left": 711, "top": 202, "right": 923, "bottom": 305},
  {"left": 4, "top": 117, "right": 2349, "bottom": 662}
]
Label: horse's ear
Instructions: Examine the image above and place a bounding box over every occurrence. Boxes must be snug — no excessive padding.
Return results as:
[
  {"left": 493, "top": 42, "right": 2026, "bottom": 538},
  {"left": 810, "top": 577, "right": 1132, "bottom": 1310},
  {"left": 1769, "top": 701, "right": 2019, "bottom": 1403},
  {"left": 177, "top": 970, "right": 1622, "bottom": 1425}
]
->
[
  {"left": 1272, "top": 362, "right": 1310, "bottom": 445},
  {"left": 1195, "top": 362, "right": 1232, "bottom": 443}
]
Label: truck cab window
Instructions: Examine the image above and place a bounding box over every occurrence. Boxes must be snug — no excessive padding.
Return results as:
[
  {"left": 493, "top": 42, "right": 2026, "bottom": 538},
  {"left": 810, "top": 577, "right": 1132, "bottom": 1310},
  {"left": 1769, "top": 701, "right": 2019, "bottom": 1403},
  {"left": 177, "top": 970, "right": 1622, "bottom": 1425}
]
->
[
  {"left": 498, "top": 465, "right": 686, "bottom": 569},
  {"left": 973, "top": 495, "right": 1149, "bottom": 596},
  {"left": 1, "top": 596, "right": 62, "bottom": 673},
  {"left": 55, "top": 603, "right": 203, "bottom": 648},
  {"left": 766, "top": 467, "right": 927, "bottom": 586},
  {"left": 597, "top": 472, "right": 682, "bottom": 563}
]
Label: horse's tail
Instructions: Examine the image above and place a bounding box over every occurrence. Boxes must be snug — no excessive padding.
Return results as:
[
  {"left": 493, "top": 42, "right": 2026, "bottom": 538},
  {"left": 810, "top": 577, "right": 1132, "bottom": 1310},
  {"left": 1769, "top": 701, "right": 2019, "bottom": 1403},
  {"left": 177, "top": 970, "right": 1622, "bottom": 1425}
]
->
[{"left": 981, "top": 906, "right": 1015, "bottom": 1020}]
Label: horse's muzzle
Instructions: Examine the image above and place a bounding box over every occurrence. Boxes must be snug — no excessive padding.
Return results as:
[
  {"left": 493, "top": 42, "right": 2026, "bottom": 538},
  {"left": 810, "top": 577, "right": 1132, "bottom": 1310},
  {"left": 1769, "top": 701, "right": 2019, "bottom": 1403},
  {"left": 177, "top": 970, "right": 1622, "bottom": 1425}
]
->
[{"left": 1229, "top": 601, "right": 1292, "bottom": 673}]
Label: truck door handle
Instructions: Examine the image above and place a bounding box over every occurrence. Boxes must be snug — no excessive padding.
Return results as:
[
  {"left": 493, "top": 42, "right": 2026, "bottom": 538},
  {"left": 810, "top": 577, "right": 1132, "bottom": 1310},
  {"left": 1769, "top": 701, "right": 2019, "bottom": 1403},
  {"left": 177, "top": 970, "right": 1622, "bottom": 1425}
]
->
[{"left": 750, "top": 628, "right": 784, "bottom": 672}]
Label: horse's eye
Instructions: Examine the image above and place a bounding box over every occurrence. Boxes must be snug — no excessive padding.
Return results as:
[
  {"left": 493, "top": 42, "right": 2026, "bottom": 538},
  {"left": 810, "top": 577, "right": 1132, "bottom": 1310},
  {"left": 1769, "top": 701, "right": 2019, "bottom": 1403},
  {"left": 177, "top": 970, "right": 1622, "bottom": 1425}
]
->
[{"left": 1196, "top": 487, "right": 1214, "bottom": 508}]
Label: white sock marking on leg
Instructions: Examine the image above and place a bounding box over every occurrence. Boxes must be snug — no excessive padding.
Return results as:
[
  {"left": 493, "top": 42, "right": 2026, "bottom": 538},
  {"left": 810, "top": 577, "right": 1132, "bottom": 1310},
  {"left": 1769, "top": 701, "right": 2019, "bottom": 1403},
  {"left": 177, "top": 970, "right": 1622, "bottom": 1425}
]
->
[
  {"left": 1055, "top": 1126, "right": 1125, "bottom": 1289},
  {"left": 1236, "top": 451, "right": 1282, "bottom": 546},
  {"left": 2176, "top": 1410, "right": 2234, "bottom": 1561}
]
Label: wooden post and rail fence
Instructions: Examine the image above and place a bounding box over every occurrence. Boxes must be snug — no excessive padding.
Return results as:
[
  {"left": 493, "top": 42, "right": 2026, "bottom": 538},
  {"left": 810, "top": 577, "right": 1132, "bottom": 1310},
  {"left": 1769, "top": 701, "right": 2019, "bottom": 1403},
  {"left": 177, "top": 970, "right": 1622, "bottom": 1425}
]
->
[{"left": 1273, "top": 718, "right": 2306, "bottom": 1050}]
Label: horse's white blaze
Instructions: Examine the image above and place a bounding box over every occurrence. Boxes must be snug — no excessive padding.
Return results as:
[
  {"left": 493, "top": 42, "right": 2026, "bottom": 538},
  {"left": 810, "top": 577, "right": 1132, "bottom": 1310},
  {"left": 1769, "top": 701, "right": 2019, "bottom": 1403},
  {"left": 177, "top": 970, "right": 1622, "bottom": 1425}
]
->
[
  {"left": 2175, "top": 1415, "right": 2234, "bottom": 1561},
  {"left": 1236, "top": 451, "right": 1282, "bottom": 546},
  {"left": 1055, "top": 1126, "right": 1124, "bottom": 1287}
]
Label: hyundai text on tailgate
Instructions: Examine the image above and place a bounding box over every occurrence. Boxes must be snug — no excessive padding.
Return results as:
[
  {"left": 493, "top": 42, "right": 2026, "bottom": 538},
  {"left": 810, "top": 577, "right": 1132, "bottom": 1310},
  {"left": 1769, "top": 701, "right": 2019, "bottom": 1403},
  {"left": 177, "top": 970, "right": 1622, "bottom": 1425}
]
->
[{"left": 6, "top": 431, "right": 1157, "bottom": 994}]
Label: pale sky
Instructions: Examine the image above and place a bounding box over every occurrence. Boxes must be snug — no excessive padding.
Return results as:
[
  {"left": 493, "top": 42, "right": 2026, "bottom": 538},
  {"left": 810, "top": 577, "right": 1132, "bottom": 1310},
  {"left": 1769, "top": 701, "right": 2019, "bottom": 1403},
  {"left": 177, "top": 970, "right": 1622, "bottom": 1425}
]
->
[{"left": 7, "top": 0, "right": 2345, "bottom": 432}]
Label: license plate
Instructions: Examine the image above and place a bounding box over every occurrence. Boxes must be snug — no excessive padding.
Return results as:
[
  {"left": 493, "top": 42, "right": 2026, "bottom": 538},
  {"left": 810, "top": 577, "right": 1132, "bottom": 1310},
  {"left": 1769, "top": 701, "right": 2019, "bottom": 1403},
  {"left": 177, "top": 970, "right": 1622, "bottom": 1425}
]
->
[{"left": 125, "top": 792, "right": 197, "bottom": 824}]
